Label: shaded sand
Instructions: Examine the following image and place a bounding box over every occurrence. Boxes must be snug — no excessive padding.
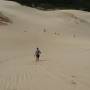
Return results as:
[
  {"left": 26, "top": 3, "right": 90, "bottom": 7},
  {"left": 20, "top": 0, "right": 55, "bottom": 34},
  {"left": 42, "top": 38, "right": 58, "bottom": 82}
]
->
[
  {"left": 0, "top": 0, "right": 90, "bottom": 90},
  {"left": 0, "top": 11, "right": 12, "bottom": 25}
]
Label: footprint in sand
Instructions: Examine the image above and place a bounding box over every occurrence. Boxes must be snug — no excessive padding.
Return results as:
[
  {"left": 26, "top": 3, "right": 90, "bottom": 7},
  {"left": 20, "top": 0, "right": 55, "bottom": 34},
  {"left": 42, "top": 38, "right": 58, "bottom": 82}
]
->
[
  {"left": 54, "top": 32, "right": 60, "bottom": 36},
  {"left": 24, "top": 30, "right": 27, "bottom": 32},
  {"left": 71, "top": 80, "right": 77, "bottom": 85},
  {"left": 71, "top": 75, "right": 77, "bottom": 86},
  {"left": 73, "top": 34, "right": 76, "bottom": 38},
  {"left": 71, "top": 75, "right": 76, "bottom": 78},
  {"left": 43, "top": 28, "right": 46, "bottom": 32}
]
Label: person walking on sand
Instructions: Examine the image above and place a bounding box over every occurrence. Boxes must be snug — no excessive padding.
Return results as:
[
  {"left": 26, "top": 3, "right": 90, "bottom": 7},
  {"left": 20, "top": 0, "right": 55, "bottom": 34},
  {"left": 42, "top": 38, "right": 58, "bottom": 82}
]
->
[{"left": 35, "top": 48, "right": 41, "bottom": 61}]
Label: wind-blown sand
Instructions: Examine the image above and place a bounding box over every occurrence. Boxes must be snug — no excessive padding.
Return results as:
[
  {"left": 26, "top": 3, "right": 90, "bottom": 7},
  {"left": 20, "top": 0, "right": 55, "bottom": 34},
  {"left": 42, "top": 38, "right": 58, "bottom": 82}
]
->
[{"left": 0, "top": 0, "right": 90, "bottom": 90}]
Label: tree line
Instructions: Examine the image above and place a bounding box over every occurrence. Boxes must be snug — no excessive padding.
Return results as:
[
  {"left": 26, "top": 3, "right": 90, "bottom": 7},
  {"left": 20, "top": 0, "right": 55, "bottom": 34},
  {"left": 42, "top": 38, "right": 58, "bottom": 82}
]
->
[{"left": 7, "top": 0, "right": 90, "bottom": 11}]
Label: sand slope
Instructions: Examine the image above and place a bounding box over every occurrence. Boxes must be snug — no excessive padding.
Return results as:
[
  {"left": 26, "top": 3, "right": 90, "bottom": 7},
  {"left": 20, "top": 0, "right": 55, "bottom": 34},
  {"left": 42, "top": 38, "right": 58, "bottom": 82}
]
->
[{"left": 0, "top": 0, "right": 90, "bottom": 90}]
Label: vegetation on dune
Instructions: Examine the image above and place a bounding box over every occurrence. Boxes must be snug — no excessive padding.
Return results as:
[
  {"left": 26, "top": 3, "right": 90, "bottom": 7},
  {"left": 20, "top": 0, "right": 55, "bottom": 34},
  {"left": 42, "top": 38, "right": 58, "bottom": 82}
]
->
[{"left": 6, "top": 0, "right": 90, "bottom": 11}]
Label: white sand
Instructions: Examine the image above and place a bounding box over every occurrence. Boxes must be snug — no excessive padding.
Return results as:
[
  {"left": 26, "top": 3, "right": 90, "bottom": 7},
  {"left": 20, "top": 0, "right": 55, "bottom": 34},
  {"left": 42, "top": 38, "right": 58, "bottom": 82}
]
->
[{"left": 0, "top": 0, "right": 90, "bottom": 90}]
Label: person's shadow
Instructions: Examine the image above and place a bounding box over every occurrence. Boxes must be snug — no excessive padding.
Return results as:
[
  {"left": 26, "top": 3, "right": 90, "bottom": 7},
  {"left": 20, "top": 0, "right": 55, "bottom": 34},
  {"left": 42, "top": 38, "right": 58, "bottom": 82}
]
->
[{"left": 39, "top": 59, "right": 48, "bottom": 62}]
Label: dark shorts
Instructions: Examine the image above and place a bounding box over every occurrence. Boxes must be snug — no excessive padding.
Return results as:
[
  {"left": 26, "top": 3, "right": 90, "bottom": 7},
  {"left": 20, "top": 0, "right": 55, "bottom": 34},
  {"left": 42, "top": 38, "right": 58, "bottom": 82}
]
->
[{"left": 36, "top": 55, "right": 40, "bottom": 58}]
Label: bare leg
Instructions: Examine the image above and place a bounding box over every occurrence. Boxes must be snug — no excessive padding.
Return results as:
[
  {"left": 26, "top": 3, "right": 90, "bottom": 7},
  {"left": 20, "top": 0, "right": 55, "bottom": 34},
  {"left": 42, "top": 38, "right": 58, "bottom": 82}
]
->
[{"left": 36, "top": 57, "right": 39, "bottom": 62}]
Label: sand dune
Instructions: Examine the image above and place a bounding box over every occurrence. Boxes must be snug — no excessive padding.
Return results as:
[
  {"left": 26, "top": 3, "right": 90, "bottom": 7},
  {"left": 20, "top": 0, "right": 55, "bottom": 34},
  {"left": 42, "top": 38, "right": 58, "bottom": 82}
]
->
[{"left": 0, "top": 0, "right": 90, "bottom": 90}]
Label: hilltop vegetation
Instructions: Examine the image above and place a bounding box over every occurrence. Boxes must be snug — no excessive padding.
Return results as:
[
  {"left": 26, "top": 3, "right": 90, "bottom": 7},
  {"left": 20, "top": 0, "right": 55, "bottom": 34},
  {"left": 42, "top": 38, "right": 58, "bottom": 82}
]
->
[{"left": 6, "top": 0, "right": 90, "bottom": 11}]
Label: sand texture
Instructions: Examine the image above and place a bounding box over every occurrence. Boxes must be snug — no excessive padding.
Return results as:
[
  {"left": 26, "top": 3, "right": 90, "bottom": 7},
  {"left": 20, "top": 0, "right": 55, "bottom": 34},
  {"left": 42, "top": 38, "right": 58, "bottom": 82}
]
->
[{"left": 0, "top": 0, "right": 90, "bottom": 90}]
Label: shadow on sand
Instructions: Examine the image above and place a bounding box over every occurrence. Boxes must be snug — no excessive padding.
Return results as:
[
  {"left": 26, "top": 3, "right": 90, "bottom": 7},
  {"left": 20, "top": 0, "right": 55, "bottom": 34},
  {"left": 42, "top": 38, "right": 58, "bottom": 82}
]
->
[{"left": 39, "top": 59, "right": 48, "bottom": 62}]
